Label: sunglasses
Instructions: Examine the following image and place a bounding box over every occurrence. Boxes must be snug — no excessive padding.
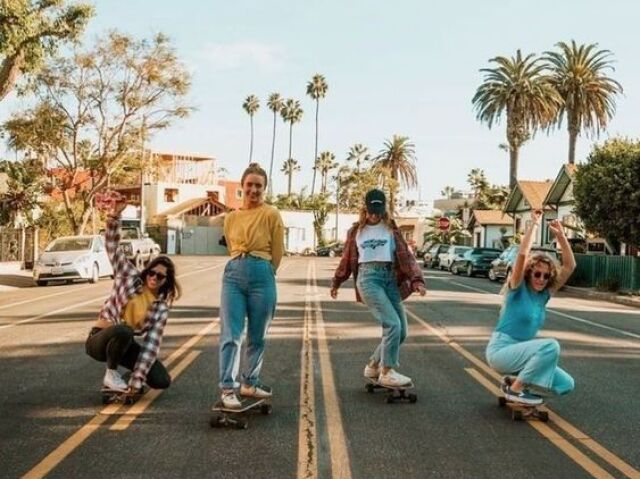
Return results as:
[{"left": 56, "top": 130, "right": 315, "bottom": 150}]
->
[
  {"left": 147, "top": 270, "right": 167, "bottom": 281},
  {"left": 532, "top": 271, "right": 551, "bottom": 280}
]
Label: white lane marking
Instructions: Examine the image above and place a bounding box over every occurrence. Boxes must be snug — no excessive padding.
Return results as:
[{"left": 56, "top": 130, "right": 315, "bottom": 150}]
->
[{"left": 0, "top": 284, "right": 95, "bottom": 311}]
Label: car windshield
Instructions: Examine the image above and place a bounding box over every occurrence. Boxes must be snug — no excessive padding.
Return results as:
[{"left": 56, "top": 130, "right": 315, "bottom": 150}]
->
[
  {"left": 472, "top": 248, "right": 500, "bottom": 255},
  {"left": 46, "top": 238, "right": 92, "bottom": 252},
  {"left": 454, "top": 247, "right": 469, "bottom": 254},
  {"left": 121, "top": 229, "right": 139, "bottom": 240}
]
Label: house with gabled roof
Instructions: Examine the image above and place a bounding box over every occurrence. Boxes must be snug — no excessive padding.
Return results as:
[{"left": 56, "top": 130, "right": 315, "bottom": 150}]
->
[
  {"left": 467, "top": 209, "right": 513, "bottom": 249},
  {"left": 543, "top": 164, "right": 580, "bottom": 239},
  {"left": 503, "top": 180, "right": 556, "bottom": 246}
]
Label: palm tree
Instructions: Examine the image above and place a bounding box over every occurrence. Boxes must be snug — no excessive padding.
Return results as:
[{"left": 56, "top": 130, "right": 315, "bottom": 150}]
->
[
  {"left": 306, "top": 74, "right": 328, "bottom": 195},
  {"left": 346, "top": 143, "right": 370, "bottom": 172},
  {"left": 544, "top": 41, "right": 623, "bottom": 164},
  {"left": 472, "top": 50, "right": 562, "bottom": 188},
  {"left": 281, "top": 158, "right": 301, "bottom": 197},
  {"left": 314, "top": 151, "right": 338, "bottom": 194},
  {"left": 242, "top": 94, "right": 260, "bottom": 163},
  {"left": 280, "top": 98, "right": 303, "bottom": 182},
  {"left": 441, "top": 186, "right": 455, "bottom": 199},
  {"left": 266, "top": 93, "right": 285, "bottom": 197},
  {"left": 372, "top": 135, "right": 418, "bottom": 213},
  {"left": 467, "top": 168, "right": 489, "bottom": 198}
]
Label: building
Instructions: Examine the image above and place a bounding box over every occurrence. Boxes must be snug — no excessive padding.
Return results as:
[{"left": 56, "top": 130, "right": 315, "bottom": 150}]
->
[
  {"left": 467, "top": 210, "right": 513, "bottom": 249},
  {"left": 543, "top": 164, "right": 580, "bottom": 238},
  {"left": 503, "top": 180, "right": 556, "bottom": 246},
  {"left": 280, "top": 210, "right": 359, "bottom": 254},
  {"left": 218, "top": 180, "right": 244, "bottom": 210}
]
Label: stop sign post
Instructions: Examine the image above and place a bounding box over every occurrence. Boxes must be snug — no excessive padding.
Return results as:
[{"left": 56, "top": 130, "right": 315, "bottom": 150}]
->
[{"left": 438, "top": 217, "right": 451, "bottom": 231}]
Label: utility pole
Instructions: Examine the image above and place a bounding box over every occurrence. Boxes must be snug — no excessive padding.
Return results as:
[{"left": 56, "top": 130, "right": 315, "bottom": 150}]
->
[
  {"left": 335, "top": 174, "right": 340, "bottom": 242},
  {"left": 139, "top": 116, "right": 146, "bottom": 235}
]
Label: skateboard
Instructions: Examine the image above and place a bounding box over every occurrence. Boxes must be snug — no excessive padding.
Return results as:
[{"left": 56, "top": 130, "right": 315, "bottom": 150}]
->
[
  {"left": 100, "top": 387, "right": 145, "bottom": 405},
  {"left": 498, "top": 395, "right": 549, "bottom": 422},
  {"left": 210, "top": 397, "right": 273, "bottom": 429},
  {"left": 365, "top": 378, "right": 417, "bottom": 404}
]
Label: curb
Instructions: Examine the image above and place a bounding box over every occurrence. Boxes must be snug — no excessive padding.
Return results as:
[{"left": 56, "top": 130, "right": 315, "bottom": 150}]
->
[{"left": 561, "top": 286, "right": 640, "bottom": 310}]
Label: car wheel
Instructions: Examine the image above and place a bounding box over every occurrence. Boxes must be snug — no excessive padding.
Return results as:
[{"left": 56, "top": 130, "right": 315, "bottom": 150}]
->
[
  {"left": 488, "top": 269, "right": 497, "bottom": 281},
  {"left": 89, "top": 263, "right": 99, "bottom": 283},
  {"left": 451, "top": 264, "right": 457, "bottom": 275},
  {"left": 466, "top": 263, "right": 473, "bottom": 277},
  {"left": 329, "top": 250, "right": 336, "bottom": 258},
  {"left": 36, "top": 280, "right": 48, "bottom": 287}
]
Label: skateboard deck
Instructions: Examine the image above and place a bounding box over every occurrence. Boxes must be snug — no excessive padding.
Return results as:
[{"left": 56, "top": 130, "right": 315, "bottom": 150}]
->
[
  {"left": 365, "top": 378, "right": 417, "bottom": 404},
  {"left": 498, "top": 395, "right": 549, "bottom": 422},
  {"left": 100, "top": 387, "right": 145, "bottom": 405},
  {"left": 210, "top": 397, "right": 272, "bottom": 429}
]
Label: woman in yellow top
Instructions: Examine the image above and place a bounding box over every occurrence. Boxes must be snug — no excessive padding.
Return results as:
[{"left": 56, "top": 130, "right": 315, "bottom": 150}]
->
[{"left": 218, "top": 163, "right": 284, "bottom": 408}]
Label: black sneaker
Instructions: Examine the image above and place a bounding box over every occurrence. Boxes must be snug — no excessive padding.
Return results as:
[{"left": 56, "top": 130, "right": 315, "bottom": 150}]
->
[
  {"left": 505, "top": 387, "right": 543, "bottom": 406},
  {"left": 500, "top": 376, "right": 513, "bottom": 394}
]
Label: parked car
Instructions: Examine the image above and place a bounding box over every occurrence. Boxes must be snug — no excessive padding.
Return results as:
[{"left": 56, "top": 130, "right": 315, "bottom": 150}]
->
[
  {"left": 439, "top": 245, "right": 472, "bottom": 271},
  {"left": 33, "top": 235, "right": 114, "bottom": 286},
  {"left": 118, "top": 227, "right": 161, "bottom": 270},
  {"left": 316, "top": 241, "right": 344, "bottom": 257},
  {"left": 423, "top": 243, "right": 449, "bottom": 269},
  {"left": 488, "top": 245, "right": 559, "bottom": 281},
  {"left": 450, "top": 247, "right": 502, "bottom": 277}
]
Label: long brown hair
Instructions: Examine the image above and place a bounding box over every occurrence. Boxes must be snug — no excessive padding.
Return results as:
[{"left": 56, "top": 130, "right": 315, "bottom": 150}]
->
[
  {"left": 524, "top": 252, "right": 560, "bottom": 290},
  {"left": 241, "top": 162, "right": 268, "bottom": 187},
  {"left": 141, "top": 256, "right": 181, "bottom": 305}
]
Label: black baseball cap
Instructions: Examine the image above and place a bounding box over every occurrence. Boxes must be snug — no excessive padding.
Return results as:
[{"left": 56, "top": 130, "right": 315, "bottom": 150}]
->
[{"left": 365, "top": 189, "right": 386, "bottom": 215}]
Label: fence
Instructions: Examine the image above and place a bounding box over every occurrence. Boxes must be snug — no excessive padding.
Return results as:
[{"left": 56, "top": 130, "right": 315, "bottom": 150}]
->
[{"left": 568, "top": 254, "right": 640, "bottom": 292}]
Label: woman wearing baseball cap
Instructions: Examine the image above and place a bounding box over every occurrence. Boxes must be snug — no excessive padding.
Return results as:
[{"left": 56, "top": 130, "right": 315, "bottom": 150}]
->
[{"left": 330, "top": 189, "right": 426, "bottom": 387}]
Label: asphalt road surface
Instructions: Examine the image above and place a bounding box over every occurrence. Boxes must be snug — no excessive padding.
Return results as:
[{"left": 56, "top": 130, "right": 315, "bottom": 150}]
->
[{"left": 1, "top": 257, "right": 638, "bottom": 479}]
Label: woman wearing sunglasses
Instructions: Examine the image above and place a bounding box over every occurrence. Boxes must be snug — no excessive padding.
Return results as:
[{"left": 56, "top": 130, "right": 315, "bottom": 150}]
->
[
  {"left": 485, "top": 210, "right": 576, "bottom": 405},
  {"left": 85, "top": 191, "right": 181, "bottom": 394}
]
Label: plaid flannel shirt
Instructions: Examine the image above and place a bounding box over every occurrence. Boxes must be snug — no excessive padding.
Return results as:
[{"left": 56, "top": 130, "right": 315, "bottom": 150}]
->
[
  {"left": 98, "top": 217, "right": 169, "bottom": 390},
  {"left": 331, "top": 222, "right": 425, "bottom": 302}
]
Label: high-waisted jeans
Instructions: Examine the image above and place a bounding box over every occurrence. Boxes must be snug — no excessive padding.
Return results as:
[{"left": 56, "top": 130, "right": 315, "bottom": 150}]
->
[
  {"left": 486, "top": 331, "right": 574, "bottom": 395},
  {"left": 219, "top": 256, "right": 277, "bottom": 389},
  {"left": 356, "top": 262, "right": 407, "bottom": 368}
]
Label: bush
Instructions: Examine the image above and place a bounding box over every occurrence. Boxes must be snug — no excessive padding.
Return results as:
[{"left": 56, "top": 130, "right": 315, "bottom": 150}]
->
[{"left": 596, "top": 277, "right": 620, "bottom": 293}]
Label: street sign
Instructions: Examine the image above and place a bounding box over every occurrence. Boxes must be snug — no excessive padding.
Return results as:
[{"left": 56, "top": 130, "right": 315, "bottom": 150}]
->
[{"left": 438, "top": 217, "right": 451, "bottom": 231}]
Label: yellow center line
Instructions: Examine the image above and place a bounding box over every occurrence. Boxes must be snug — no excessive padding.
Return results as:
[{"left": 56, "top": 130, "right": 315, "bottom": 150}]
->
[
  {"left": 311, "top": 260, "right": 352, "bottom": 479},
  {"left": 406, "top": 307, "right": 640, "bottom": 479},
  {"left": 297, "top": 261, "right": 318, "bottom": 479},
  {"left": 21, "top": 321, "right": 218, "bottom": 479},
  {"left": 464, "top": 368, "right": 615, "bottom": 479}
]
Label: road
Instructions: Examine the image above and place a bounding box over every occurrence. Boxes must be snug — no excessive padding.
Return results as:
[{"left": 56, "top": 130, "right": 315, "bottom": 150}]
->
[{"left": 1, "top": 256, "right": 638, "bottom": 479}]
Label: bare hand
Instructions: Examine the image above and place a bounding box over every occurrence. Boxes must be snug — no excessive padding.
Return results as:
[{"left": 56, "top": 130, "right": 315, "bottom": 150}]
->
[
  {"left": 548, "top": 219, "right": 565, "bottom": 238},
  {"left": 531, "top": 209, "right": 543, "bottom": 225},
  {"left": 330, "top": 287, "right": 338, "bottom": 299},
  {"left": 414, "top": 284, "right": 427, "bottom": 296},
  {"left": 96, "top": 190, "right": 126, "bottom": 217}
]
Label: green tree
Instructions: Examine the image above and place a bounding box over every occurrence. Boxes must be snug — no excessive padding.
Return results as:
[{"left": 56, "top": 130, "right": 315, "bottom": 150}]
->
[
  {"left": 544, "top": 41, "right": 623, "bottom": 165},
  {"left": 440, "top": 186, "right": 455, "bottom": 199},
  {"left": 306, "top": 193, "right": 330, "bottom": 247},
  {"left": 473, "top": 50, "right": 561, "bottom": 188},
  {"left": 266, "top": 92, "right": 284, "bottom": 197},
  {"left": 346, "top": 143, "right": 370, "bottom": 173},
  {"left": 315, "top": 151, "right": 337, "bottom": 195},
  {"left": 373, "top": 135, "right": 418, "bottom": 214},
  {"left": 423, "top": 215, "right": 469, "bottom": 246},
  {"left": 3, "top": 31, "right": 192, "bottom": 234},
  {"left": 280, "top": 98, "right": 303, "bottom": 186},
  {"left": 306, "top": 73, "right": 328, "bottom": 195},
  {"left": 281, "top": 158, "right": 301, "bottom": 197},
  {"left": 573, "top": 138, "right": 640, "bottom": 248},
  {"left": 0, "top": 158, "right": 45, "bottom": 226},
  {"left": 0, "top": 0, "right": 93, "bottom": 101},
  {"left": 336, "top": 164, "right": 382, "bottom": 212},
  {"left": 242, "top": 94, "right": 260, "bottom": 163}
]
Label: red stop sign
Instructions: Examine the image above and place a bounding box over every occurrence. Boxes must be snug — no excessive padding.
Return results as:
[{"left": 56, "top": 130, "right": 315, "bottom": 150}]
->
[{"left": 438, "top": 217, "right": 451, "bottom": 230}]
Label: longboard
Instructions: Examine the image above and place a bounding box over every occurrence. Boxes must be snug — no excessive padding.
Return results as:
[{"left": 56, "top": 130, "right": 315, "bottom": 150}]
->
[
  {"left": 100, "top": 387, "right": 145, "bottom": 405},
  {"left": 210, "top": 397, "right": 272, "bottom": 429},
  {"left": 498, "top": 395, "right": 549, "bottom": 422},
  {"left": 365, "top": 377, "right": 417, "bottom": 404}
]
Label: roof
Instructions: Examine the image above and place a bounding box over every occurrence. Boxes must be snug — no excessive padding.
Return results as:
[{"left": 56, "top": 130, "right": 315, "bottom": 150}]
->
[
  {"left": 471, "top": 209, "right": 512, "bottom": 226},
  {"left": 543, "top": 164, "right": 578, "bottom": 206},
  {"left": 503, "top": 180, "right": 554, "bottom": 213},
  {"left": 155, "top": 197, "right": 227, "bottom": 219}
]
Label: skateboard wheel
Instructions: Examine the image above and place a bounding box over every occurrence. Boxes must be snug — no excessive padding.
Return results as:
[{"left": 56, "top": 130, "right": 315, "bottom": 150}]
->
[
  {"left": 512, "top": 410, "right": 523, "bottom": 421},
  {"left": 101, "top": 395, "right": 110, "bottom": 405},
  {"left": 384, "top": 395, "right": 394, "bottom": 404},
  {"left": 498, "top": 397, "right": 507, "bottom": 407},
  {"left": 260, "top": 404, "right": 273, "bottom": 415},
  {"left": 365, "top": 384, "right": 374, "bottom": 393},
  {"left": 235, "top": 419, "right": 248, "bottom": 429},
  {"left": 210, "top": 415, "right": 222, "bottom": 428},
  {"left": 539, "top": 411, "right": 549, "bottom": 422},
  {"left": 408, "top": 393, "right": 417, "bottom": 403}
]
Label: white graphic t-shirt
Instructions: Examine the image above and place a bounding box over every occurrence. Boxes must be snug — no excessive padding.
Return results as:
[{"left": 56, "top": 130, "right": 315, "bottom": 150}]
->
[{"left": 356, "top": 223, "right": 395, "bottom": 263}]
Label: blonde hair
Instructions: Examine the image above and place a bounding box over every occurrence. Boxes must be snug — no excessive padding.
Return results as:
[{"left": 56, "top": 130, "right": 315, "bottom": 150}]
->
[
  {"left": 357, "top": 205, "right": 395, "bottom": 231},
  {"left": 241, "top": 162, "right": 268, "bottom": 187},
  {"left": 502, "top": 252, "right": 560, "bottom": 294}
]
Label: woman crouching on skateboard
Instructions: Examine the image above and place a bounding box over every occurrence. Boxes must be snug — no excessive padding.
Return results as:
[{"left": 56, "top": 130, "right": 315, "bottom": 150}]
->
[
  {"left": 218, "top": 163, "right": 284, "bottom": 409},
  {"left": 85, "top": 191, "right": 181, "bottom": 394},
  {"left": 486, "top": 210, "right": 576, "bottom": 405},
  {"left": 330, "top": 189, "right": 426, "bottom": 387}
]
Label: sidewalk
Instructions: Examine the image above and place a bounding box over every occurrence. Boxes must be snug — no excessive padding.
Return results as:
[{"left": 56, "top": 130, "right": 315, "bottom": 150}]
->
[
  {"left": 561, "top": 285, "right": 640, "bottom": 309},
  {"left": 0, "top": 262, "right": 34, "bottom": 293}
]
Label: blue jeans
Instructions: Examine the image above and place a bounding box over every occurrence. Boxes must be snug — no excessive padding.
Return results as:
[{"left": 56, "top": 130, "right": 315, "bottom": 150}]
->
[
  {"left": 219, "top": 256, "right": 277, "bottom": 389},
  {"left": 356, "top": 263, "right": 407, "bottom": 368},
  {"left": 486, "top": 331, "right": 575, "bottom": 396}
]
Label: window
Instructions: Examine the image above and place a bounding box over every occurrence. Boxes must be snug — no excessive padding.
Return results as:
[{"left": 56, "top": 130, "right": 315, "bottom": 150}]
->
[
  {"left": 235, "top": 189, "right": 243, "bottom": 199},
  {"left": 164, "top": 188, "right": 178, "bottom": 203}
]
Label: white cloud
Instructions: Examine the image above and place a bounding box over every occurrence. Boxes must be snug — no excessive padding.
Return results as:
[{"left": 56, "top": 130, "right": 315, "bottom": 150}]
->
[{"left": 194, "top": 41, "right": 285, "bottom": 71}]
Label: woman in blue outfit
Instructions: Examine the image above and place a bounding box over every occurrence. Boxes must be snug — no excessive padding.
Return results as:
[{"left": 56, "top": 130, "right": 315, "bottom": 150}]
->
[{"left": 485, "top": 210, "right": 576, "bottom": 405}]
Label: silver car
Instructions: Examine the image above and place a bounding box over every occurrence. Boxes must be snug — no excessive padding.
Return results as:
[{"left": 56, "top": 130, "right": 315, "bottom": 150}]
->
[{"left": 33, "top": 235, "right": 114, "bottom": 286}]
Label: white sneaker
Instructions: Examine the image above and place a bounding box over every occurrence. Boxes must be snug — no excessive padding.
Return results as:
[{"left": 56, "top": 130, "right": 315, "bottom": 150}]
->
[
  {"left": 103, "top": 369, "right": 128, "bottom": 392},
  {"left": 240, "top": 383, "right": 273, "bottom": 398},
  {"left": 221, "top": 390, "right": 242, "bottom": 409},
  {"left": 378, "top": 369, "right": 412, "bottom": 387},
  {"left": 364, "top": 364, "right": 380, "bottom": 379}
]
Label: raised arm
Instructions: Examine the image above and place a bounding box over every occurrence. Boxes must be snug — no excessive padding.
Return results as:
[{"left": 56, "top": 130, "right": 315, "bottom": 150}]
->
[
  {"left": 99, "top": 191, "right": 138, "bottom": 278},
  {"left": 548, "top": 219, "right": 576, "bottom": 293},
  {"left": 509, "top": 210, "right": 542, "bottom": 290}
]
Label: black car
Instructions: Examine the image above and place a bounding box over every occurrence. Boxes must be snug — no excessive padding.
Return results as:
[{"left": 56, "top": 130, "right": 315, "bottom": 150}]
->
[
  {"left": 316, "top": 242, "right": 344, "bottom": 257},
  {"left": 450, "top": 247, "right": 502, "bottom": 277},
  {"left": 423, "top": 243, "right": 449, "bottom": 269},
  {"left": 488, "top": 245, "right": 560, "bottom": 281}
]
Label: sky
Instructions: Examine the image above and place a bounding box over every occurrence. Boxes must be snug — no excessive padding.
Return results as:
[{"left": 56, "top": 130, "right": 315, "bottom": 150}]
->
[{"left": 2, "top": 0, "right": 640, "bottom": 205}]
